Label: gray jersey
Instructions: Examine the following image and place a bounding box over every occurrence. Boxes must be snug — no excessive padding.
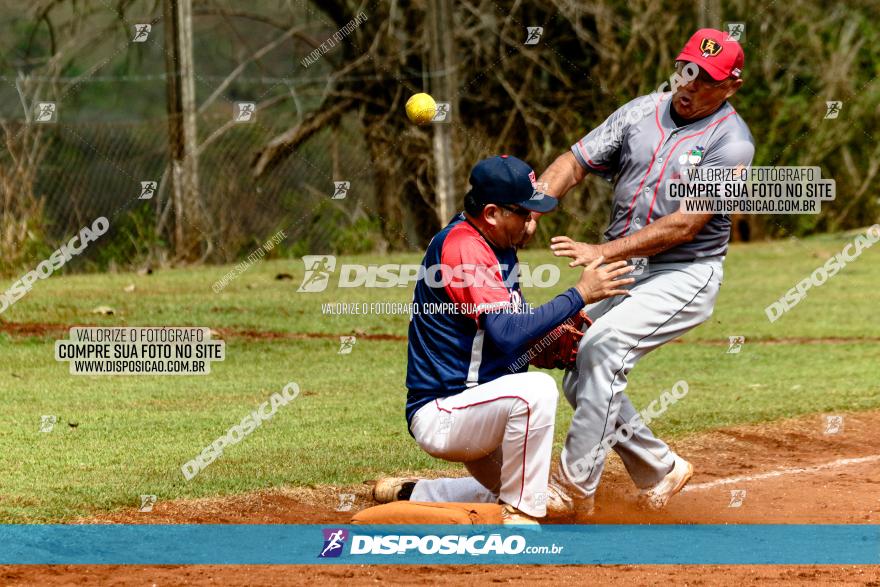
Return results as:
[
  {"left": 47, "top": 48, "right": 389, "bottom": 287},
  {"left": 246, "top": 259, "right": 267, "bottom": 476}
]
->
[{"left": 571, "top": 93, "right": 755, "bottom": 262}]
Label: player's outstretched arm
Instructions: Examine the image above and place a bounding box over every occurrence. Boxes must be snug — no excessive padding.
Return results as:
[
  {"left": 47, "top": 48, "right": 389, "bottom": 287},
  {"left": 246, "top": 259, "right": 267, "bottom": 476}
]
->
[
  {"left": 550, "top": 211, "right": 714, "bottom": 265},
  {"left": 538, "top": 151, "right": 586, "bottom": 202},
  {"left": 480, "top": 258, "right": 633, "bottom": 350},
  {"left": 516, "top": 152, "right": 586, "bottom": 248}
]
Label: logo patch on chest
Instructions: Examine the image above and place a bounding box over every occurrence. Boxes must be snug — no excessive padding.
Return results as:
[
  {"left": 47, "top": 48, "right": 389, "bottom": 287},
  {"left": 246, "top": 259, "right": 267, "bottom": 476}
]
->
[{"left": 678, "top": 146, "right": 705, "bottom": 166}]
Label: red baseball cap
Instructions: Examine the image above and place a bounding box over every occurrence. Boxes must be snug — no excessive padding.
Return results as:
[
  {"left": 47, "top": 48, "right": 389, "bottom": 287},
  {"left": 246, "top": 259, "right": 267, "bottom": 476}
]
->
[{"left": 676, "top": 28, "right": 744, "bottom": 81}]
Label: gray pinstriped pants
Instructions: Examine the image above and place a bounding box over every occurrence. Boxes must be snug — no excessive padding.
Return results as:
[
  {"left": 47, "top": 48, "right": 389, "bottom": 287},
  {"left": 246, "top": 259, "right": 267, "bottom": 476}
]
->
[{"left": 560, "top": 255, "right": 724, "bottom": 497}]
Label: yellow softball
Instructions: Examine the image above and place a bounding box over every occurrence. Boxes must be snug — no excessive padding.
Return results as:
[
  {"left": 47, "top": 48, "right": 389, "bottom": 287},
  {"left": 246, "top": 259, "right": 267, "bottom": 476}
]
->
[{"left": 405, "top": 93, "right": 437, "bottom": 125}]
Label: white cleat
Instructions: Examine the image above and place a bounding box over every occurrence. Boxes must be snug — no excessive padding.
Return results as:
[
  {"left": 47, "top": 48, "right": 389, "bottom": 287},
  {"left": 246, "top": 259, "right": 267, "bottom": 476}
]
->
[
  {"left": 638, "top": 456, "right": 694, "bottom": 511},
  {"left": 500, "top": 503, "right": 541, "bottom": 527},
  {"left": 546, "top": 466, "right": 595, "bottom": 519},
  {"left": 545, "top": 482, "right": 575, "bottom": 518},
  {"left": 372, "top": 477, "right": 419, "bottom": 503}
]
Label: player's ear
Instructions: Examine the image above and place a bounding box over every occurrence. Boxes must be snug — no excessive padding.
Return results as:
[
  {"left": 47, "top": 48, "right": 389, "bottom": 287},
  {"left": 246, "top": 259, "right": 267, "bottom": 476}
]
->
[
  {"left": 724, "top": 78, "right": 744, "bottom": 99},
  {"left": 483, "top": 204, "right": 503, "bottom": 227}
]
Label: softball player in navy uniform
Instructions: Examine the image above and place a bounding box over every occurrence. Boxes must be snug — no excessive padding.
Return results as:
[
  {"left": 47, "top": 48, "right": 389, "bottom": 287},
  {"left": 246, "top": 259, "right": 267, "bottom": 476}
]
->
[
  {"left": 536, "top": 28, "right": 755, "bottom": 514},
  {"left": 374, "top": 155, "right": 634, "bottom": 525}
]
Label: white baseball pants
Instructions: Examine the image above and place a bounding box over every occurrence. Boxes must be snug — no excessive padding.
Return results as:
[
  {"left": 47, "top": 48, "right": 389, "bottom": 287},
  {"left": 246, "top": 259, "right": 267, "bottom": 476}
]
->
[{"left": 408, "top": 371, "right": 558, "bottom": 517}]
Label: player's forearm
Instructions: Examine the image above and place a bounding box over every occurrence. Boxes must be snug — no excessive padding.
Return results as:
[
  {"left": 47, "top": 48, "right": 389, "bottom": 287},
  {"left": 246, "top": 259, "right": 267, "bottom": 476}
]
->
[
  {"left": 481, "top": 288, "right": 584, "bottom": 350},
  {"left": 598, "top": 212, "right": 712, "bottom": 262},
  {"left": 538, "top": 152, "right": 586, "bottom": 202}
]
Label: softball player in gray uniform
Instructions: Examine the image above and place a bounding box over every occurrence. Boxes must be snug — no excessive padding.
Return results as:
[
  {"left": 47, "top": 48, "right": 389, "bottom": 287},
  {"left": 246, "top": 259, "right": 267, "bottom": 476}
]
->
[{"left": 542, "top": 28, "right": 755, "bottom": 513}]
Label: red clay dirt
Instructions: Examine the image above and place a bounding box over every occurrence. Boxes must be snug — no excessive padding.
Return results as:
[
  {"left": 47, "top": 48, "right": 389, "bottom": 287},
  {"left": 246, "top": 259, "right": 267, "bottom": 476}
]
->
[
  {"left": 4, "top": 318, "right": 880, "bottom": 345},
  {"left": 3, "top": 410, "right": 880, "bottom": 585}
]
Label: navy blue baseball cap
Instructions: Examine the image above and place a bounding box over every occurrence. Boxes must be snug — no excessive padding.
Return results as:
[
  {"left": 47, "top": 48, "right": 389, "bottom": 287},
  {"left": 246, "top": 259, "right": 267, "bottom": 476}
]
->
[{"left": 468, "top": 155, "right": 557, "bottom": 213}]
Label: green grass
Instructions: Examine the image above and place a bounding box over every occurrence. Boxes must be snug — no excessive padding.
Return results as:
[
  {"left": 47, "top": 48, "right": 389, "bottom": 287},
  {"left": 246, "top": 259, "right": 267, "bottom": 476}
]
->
[{"left": 1, "top": 231, "right": 879, "bottom": 522}]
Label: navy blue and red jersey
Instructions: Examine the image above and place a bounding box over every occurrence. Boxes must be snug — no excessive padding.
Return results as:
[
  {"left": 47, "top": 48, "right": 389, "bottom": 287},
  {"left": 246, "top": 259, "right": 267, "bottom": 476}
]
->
[{"left": 405, "top": 213, "right": 584, "bottom": 428}]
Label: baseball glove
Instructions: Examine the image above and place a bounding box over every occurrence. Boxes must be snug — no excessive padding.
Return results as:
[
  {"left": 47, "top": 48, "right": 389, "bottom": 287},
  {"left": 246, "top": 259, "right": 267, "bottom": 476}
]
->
[{"left": 528, "top": 311, "right": 592, "bottom": 370}]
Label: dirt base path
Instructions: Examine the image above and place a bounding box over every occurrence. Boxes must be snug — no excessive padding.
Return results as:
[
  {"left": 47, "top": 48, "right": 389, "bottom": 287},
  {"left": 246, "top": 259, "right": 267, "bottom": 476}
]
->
[{"left": 4, "top": 411, "right": 879, "bottom": 585}]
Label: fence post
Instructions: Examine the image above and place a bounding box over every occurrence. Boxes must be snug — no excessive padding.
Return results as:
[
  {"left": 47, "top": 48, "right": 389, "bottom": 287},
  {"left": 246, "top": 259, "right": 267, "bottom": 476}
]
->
[
  {"left": 427, "top": 0, "right": 458, "bottom": 224},
  {"left": 163, "top": 0, "right": 202, "bottom": 261}
]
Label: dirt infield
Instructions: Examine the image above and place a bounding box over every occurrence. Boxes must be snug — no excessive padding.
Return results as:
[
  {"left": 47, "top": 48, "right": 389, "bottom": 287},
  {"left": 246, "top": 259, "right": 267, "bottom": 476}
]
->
[
  {"left": 4, "top": 410, "right": 879, "bottom": 585},
  {"left": 3, "top": 564, "right": 880, "bottom": 586}
]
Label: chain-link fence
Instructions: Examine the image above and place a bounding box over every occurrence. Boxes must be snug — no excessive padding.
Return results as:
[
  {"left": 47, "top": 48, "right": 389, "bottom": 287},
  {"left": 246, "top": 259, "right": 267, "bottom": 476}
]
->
[{"left": 0, "top": 77, "right": 380, "bottom": 274}]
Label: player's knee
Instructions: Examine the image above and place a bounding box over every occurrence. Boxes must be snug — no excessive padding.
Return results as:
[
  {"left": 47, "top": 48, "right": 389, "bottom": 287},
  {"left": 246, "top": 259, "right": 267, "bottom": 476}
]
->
[
  {"left": 578, "top": 324, "right": 627, "bottom": 369},
  {"left": 415, "top": 434, "right": 449, "bottom": 460}
]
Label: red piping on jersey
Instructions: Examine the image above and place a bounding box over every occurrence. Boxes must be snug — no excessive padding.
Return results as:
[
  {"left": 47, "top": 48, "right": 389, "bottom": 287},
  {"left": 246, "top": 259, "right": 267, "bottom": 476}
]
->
[
  {"left": 645, "top": 110, "right": 737, "bottom": 224},
  {"left": 441, "top": 221, "right": 509, "bottom": 325},
  {"left": 435, "top": 396, "right": 532, "bottom": 510},
  {"left": 619, "top": 95, "right": 666, "bottom": 238},
  {"left": 575, "top": 138, "right": 610, "bottom": 171}
]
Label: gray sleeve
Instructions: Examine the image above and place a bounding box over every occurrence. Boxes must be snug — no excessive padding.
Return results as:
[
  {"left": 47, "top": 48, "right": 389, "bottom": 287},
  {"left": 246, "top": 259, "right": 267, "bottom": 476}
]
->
[
  {"left": 570, "top": 95, "right": 655, "bottom": 180},
  {"left": 701, "top": 137, "right": 755, "bottom": 168}
]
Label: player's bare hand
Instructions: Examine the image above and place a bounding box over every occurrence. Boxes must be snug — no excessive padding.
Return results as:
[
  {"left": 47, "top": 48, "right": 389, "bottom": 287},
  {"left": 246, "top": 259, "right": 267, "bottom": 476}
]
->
[
  {"left": 551, "top": 236, "right": 603, "bottom": 267},
  {"left": 574, "top": 257, "right": 635, "bottom": 303}
]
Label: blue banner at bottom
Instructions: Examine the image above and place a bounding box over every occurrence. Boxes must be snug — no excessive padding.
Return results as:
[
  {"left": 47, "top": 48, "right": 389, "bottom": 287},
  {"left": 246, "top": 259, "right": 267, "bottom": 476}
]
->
[{"left": 1, "top": 525, "right": 878, "bottom": 565}]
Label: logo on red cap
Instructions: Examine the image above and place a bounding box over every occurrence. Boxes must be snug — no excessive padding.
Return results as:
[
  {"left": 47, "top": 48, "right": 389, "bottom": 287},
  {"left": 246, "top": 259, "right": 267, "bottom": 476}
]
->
[{"left": 699, "top": 38, "right": 723, "bottom": 58}]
